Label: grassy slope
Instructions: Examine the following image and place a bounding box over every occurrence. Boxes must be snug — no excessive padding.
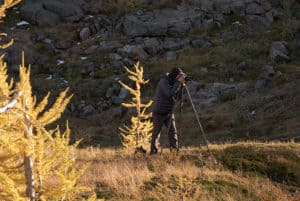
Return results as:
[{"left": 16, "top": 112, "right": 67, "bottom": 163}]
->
[
  {"left": 60, "top": 1, "right": 299, "bottom": 147},
  {"left": 75, "top": 142, "right": 300, "bottom": 201}
]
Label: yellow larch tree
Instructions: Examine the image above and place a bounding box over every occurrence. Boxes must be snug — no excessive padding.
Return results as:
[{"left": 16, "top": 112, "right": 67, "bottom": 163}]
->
[
  {"left": 119, "top": 62, "right": 153, "bottom": 150},
  {"left": 0, "top": 0, "right": 21, "bottom": 49},
  {"left": 0, "top": 54, "right": 98, "bottom": 201},
  {"left": 0, "top": 1, "right": 99, "bottom": 201}
]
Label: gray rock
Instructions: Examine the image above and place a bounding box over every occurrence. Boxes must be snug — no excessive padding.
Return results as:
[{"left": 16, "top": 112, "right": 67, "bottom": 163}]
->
[
  {"left": 167, "top": 20, "right": 192, "bottom": 37},
  {"left": 1, "top": 40, "right": 38, "bottom": 72},
  {"left": 99, "top": 41, "right": 122, "bottom": 53},
  {"left": 118, "top": 45, "right": 149, "bottom": 61},
  {"left": 84, "top": 45, "right": 98, "bottom": 54},
  {"left": 80, "top": 105, "right": 96, "bottom": 118},
  {"left": 108, "top": 53, "right": 122, "bottom": 61},
  {"left": 203, "top": 18, "right": 215, "bottom": 30},
  {"left": 200, "top": 67, "right": 208, "bottom": 73},
  {"left": 130, "top": 46, "right": 149, "bottom": 61},
  {"left": 123, "top": 58, "right": 135, "bottom": 67},
  {"left": 237, "top": 61, "right": 247, "bottom": 72},
  {"left": 191, "top": 37, "right": 212, "bottom": 48},
  {"left": 80, "top": 27, "right": 91, "bottom": 41},
  {"left": 270, "top": 41, "right": 290, "bottom": 63},
  {"left": 112, "top": 106, "right": 127, "bottom": 118},
  {"left": 55, "top": 40, "right": 72, "bottom": 50},
  {"left": 191, "top": 38, "right": 203, "bottom": 48},
  {"left": 262, "top": 65, "right": 276, "bottom": 77},
  {"left": 163, "top": 38, "right": 190, "bottom": 51},
  {"left": 246, "top": 15, "right": 272, "bottom": 30},
  {"left": 143, "top": 38, "right": 162, "bottom": 56},
  {"left": 20, "top": 0, "right": 87, "bottom": 26},
  {"left": 43, "top": 0, "right": 83, "bottom": 22},
  {"left": 185, "top": 81, "right": 251, "bottom": 108},
  {"left": 96, "top": 100, "right": 111, "bottom": 112},
  {"left": 112, "top": 96, "right": 124, "bottom": 105},
  {"left": 255, "top": 79, "right": 268, "bottom": 89},
  {"left": 36, "top": 10, "right": 60, "bottom": 26},
  {"left": 106, "top": 83, "right": 120, "bottom": 98},
  {"left": 35, "top": 32, "right": 48, "bottom": 42},
  {"left": 246, "top": 2, "right": 265, "bottom": 15},
  {"left": 106, "top": 87, "right": 115, "bottom": 98},
  {"left": 110, "top": 60, "right": 124, "bottom": 68},
  {"left": 118, "top": 87, "right": 129, "bottom": 99},
  {"left": 203, "top": 37, "right": 212, "bottom": 48},
  {"left": 166, "top": 51, "right": 177, "bottom": 61},
  {"left": 122, "top": 8, "right": 202, "bottom": 37},
  {"left": 230, "top": 0, "right": 246, "bottom": 15}
]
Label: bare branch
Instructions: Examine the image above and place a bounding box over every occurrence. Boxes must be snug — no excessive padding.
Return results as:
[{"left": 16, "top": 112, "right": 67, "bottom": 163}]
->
[{"left": 0, "top": 90, "right": 22, "bottom": 113}]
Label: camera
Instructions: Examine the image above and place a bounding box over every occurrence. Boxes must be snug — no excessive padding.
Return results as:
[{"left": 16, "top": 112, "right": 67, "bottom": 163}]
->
[
  {"left": 181, "top": 72, "right": 192, "bottom": 82},
  {"left": 185, "top": 75, "right": 192, "bottom": 82}
]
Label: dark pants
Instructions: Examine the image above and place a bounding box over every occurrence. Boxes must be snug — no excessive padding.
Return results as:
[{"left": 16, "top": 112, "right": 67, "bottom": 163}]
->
[{"left": 151, "top": 113, "right": 178, "bottom": 151}]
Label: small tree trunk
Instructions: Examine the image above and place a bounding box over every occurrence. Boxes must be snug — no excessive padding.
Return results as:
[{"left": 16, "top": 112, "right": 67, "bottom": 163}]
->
[
  {"left": 136, "top": 84, "right": 141, "bottom": 147},
  {"left": 24, "top": 99, "right": 35, "bottom": 201}
]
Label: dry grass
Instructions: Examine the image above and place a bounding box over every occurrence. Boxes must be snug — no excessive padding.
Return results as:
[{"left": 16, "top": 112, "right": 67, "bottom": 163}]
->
[{"left": 72, "top": 142, "right": 300, "bottom": 200}]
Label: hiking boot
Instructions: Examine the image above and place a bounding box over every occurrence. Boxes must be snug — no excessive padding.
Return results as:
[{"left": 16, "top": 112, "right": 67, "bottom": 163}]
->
[
  {"left": 170, "top": 147, "right": 179, "bottom": 155},
  {"left": 150, "top": 147, "right": 158, "bottom": 155}
]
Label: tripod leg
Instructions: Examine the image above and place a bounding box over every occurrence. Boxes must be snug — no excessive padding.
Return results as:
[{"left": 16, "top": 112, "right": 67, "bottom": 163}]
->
[
  {"left": 178, "top": 86, "right": 183, "bottom": 152},
  {"left": 184, "top": 85, "right": 210, "bottom": 152}
]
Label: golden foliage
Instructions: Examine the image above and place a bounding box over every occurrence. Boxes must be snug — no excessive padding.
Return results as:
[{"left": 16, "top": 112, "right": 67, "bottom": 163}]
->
[
  {"left": 151, "top": 176, "right": 202, "bottom": 201},
  {"left": 119, "top": 62, "right": 153, "bottom": 149},
  {"left": 0, "top": 51, "right": 95, "bottom": 201},
  {"left": 0, "top": 0, "right": 21, "bottom": 19},
  {"left": 0, "top": 0, "right": 21, "bottom": 49}
]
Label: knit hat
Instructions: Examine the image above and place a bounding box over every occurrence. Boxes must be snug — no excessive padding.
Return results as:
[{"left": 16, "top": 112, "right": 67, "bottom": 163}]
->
[{"left": 168, "top": 67, "right": 183, "bottom": 83}]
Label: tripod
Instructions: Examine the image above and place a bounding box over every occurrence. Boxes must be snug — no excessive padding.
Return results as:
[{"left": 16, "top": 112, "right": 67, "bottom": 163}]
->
[{"left": 163, "top": 83, "right": 210, "bottom": 153}]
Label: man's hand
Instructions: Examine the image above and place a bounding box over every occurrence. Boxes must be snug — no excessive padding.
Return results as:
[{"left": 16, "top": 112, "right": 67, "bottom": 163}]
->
[{"left": 177, "top": 73, "right": 186, "bottom": 84}]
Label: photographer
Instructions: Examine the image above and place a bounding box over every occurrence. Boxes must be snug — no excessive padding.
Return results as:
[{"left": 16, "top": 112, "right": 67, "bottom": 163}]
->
[{"left": 150, "top": 67, "right": 186, "bottom": 155}]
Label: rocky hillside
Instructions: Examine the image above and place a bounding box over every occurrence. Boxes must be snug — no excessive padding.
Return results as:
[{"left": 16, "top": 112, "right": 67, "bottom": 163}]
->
[{"left": 1, "top": 0, "right": 299, "bottom": 147}]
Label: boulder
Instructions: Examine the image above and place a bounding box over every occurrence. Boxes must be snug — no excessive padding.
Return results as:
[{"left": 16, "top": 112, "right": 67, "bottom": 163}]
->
[
  {"left": 99, "top": 41, "right": 122, "bottom": 53},
  {"left": 185, "top": 81, "right": 251, "bottom": 108},
  {"left": 36, "top": 10, "right": 60, "bottom": 26},
  {"left": 163, "top": 38, "right": 190, "bottom": 51},
  {"left": 112, "top": 106, "right": 127, "bottom": 118},
  {"left": 20, "top": 0, "right": 88, "bottom": 27},
  {"left": 165, "top": 51, "right": 177, "bottom": 61},
  {"left": 80, "top": 105, "right": 96, "bottom": 118},
  {"left": 130, "top": 46, "right": 149, "bottom": 61},
  {"left": 1, "top": 40, "right": 39, "bottom": 72},
  {"left": 255, "top": 79, "right": 268, "bottom": 89},
  {"left": 118, "top": 87, "right": 129, "bottom": 99},
  {"left": 118, "top": 45, "right": 149, "bottom": 61},
  {"left": 143, "top": 38, "right": 162, "bottom": 56},
  {"left": 122, "top": 8, "right": 201, "bottom": 37},
  {"left": 84, "top": 45, "right": 98, "bottom": 54},
  {"left": 79, "top": 27, "right": 91, "bottom": 41},
  {"left": 54, "top": 40, "right": 73, "bottom": 50},
  {"left": 167, "top": 20, "right": 192, "bottom": 37},
  {"left": 108, "top": 53, "right": 122, "bottom": 61},
  {"left": 230, "top": 0, "right": 246, "bottom": 15},
  {"left": 246, "top": 15, "right": 272, "bottom": 30},
  {"left": 43, "top": 1, "right": 83, "bottom": 22},
  {"left": 270, "top": 41, "right": 290, "bottom": 63},
  {"left": 191, "top": 38, "right": 203, "bottom": 48},
  {"left": 123, "top": 14, "right": 168, "bottom": 37},
  {"left": 262, "top": 65, "right": 276, "bottom": 77},
  {"left": 246, "top": 2, "right": 265, "bottom": 15}
]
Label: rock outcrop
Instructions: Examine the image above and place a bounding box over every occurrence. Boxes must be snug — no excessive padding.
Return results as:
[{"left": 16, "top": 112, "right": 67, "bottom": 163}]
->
[{"left": 20, "top": 0, "right": 89, "bottom": 26}]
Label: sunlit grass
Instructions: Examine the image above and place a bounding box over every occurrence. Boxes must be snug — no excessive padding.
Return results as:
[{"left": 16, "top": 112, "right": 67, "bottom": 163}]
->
[{"left": 73, "top": 142, "right": 300, "bottom": 200}]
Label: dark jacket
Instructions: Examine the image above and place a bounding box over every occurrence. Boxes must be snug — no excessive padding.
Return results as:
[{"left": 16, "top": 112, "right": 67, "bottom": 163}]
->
[{"left": 152, "top": 74, "right": 181, "bottom": 115}]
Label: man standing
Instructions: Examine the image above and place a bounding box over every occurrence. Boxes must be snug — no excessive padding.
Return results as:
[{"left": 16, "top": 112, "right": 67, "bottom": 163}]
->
[{"left": 150, "top": 67, "right": 186, "bottom": 154}]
